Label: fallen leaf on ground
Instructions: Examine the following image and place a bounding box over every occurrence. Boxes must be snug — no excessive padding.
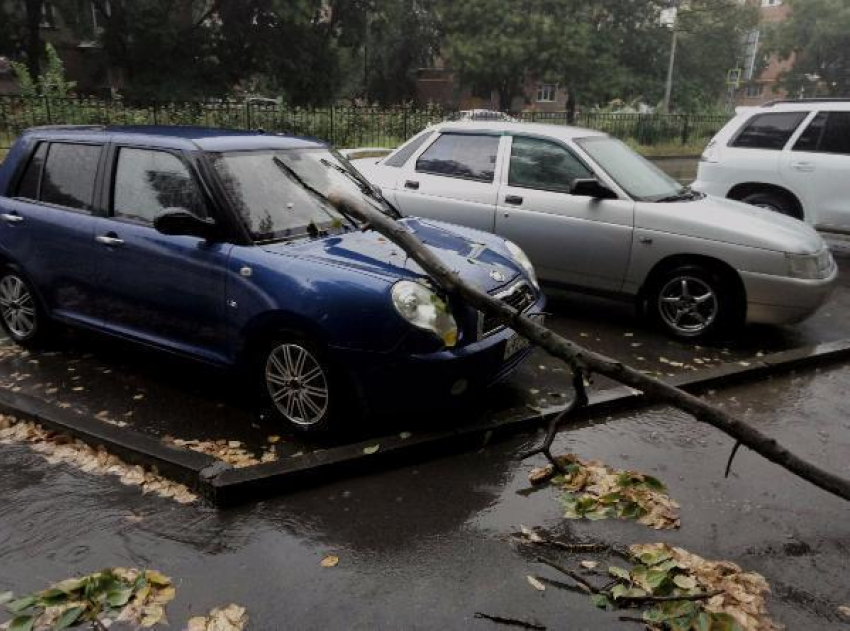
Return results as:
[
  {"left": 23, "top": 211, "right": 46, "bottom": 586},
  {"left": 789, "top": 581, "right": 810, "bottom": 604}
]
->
[
  {"left": 580, "top": 560, "right": 598, "bottom": 570},
  {"left": 184, "top": 604, "right": 247, "bottom": 631},
  {"left": 0, "top": 568, "right": 176, "bottom": 631},
  {"left": 163, "top": 436, "right": 276, "bottom": 468},
  {"left": 320, "top": 555, "right": 339, "bottom": 568},
  {"left": 363, "top": 444, "right": 380, "bottom": 455},
  {"left": 529, "top": 454, "right": 679, "bottom": 529},
  {"left": 527, "top": 576, "right": 546, "bottom": 591},
  {"left": 0, "top": 415, "right": 197, "bottom": 504},
  {"left": 628, "top": 543, "right": 779, "bottom": 631}
]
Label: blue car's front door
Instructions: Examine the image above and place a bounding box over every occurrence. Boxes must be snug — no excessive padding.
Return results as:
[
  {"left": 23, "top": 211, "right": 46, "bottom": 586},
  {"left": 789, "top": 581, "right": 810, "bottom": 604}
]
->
[
  {"left": 0, "top": 140, "right": 102, "bottom": 326},
  {"left": 93, "top": 145, "right": 231, "bottom": 363}
]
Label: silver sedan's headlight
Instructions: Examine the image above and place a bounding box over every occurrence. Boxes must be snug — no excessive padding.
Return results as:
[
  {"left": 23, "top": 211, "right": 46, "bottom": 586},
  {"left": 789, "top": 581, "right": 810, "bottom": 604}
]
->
[
  {"left": 391, "top": 281, "right": 458, "bottom": 347},
  {"left": 504, "top": 240, "right": 539, "bottom": 288},
  {"left": 785, "top": 250, "right": 833, "bottom": 280}
]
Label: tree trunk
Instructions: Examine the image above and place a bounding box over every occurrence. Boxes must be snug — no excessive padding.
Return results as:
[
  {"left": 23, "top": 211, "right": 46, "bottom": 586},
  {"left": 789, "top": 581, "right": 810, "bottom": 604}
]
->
[
  {"left": 24, "top": 0, "right": 43, "bottom": 80},
  {"left": 565, "top": 87, "right": 576, "bottom": 124},
  {"left": 326, "top": 190, "right": 850, "bottom": 503}
]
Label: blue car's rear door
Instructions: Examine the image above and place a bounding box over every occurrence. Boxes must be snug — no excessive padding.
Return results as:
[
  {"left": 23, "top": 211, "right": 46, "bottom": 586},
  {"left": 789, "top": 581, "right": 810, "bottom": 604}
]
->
[
  {"left": 92, "top": 144, "right": 231, "bottom": 364},
  {"left": 0, "top": 140, "right": 102, "bottom": 326}
]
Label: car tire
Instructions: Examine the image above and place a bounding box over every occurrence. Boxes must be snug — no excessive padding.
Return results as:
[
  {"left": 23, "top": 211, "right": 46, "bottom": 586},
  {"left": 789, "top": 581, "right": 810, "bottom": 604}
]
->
[
  {"left": 256, "top": 334, "right": 342, "bottom": 433},
  {"left": 648, "top": 264, "right": 743, "bottom": 340},
  {"left": 0, "top": 266, "right": 50, "bottom": 348},
  {"left": 739, "top": 191, "right": 799, "bottom": 219}
]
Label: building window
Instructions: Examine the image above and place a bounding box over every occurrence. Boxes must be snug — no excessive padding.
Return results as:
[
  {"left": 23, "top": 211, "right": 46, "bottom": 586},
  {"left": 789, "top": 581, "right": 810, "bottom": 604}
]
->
[
  {"left": 40, "top": 2, "right": 56, "bottom": 28},
  {"left": 745, "top": 83, "right": 764, "bottom": 98},
  {"left": 760, "top": 0, "right": 782, "bottom": 6},
  {"left": 91, "top": 0, "right": 110, "bottom": 31},
  {"left": 536, "top": 83, "right": 557, "bottom": 103},
  {"left": 742, "top": 29, "right": 760, "bottom": 81}
]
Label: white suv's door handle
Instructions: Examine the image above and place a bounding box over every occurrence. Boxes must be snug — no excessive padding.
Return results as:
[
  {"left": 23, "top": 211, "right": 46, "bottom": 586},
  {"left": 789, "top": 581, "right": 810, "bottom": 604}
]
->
[
  {"left": 0, "top": 213, "right": 24, "bottom": 224},
  {"left": 791, "top": 161, "right": 815, "bottom": 172},
  {"left": 95, "top": 234, "right": 124, "bottom": 247}
]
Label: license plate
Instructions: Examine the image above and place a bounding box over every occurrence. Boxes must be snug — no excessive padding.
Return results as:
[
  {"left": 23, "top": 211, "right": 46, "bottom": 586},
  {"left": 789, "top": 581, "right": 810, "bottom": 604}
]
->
[{"left": 503, "top": 313, "right": 545, "bottom": 360}]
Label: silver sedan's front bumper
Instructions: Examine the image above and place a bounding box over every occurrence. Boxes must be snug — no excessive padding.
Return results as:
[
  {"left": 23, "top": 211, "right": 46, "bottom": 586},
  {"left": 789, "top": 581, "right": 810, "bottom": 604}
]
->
[{"left": 741, "top": 265, "right": 838, "bottom": 325}]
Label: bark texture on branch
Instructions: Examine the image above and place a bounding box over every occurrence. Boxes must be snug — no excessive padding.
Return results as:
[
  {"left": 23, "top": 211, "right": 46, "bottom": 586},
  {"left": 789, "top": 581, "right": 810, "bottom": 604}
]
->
[{"left": 327, "top": 190, "right": 850, "bottom": 502}]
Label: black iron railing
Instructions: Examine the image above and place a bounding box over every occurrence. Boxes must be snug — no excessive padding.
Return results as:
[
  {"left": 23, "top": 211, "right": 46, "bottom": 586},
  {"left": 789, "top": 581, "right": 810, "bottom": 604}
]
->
[{"left": 0, "top": 96, "right": 730, "bottom": 152}]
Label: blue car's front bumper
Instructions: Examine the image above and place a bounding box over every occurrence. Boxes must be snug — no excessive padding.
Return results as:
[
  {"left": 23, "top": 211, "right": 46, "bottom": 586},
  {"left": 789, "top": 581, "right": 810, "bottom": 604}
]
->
[{"left": 331, "top": 296, "right": 546, "bottom": 414}]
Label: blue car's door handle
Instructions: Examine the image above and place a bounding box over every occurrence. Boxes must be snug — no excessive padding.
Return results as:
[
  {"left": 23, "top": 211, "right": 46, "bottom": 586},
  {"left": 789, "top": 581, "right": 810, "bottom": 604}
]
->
[
  {"left": 0, "top": 213, "right": 24, "bottom": 224},
  {"left": 96, "top": 234, "right": 125, "bottom": 247}
]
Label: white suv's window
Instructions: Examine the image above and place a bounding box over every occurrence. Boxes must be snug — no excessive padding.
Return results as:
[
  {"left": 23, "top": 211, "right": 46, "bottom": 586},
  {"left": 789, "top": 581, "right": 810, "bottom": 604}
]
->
[
  {"left": 793, "top": 112, "right": 850, "bottom": 155},
  {"left": 730, "top": 112, "right": 808, "bottom": 150}
]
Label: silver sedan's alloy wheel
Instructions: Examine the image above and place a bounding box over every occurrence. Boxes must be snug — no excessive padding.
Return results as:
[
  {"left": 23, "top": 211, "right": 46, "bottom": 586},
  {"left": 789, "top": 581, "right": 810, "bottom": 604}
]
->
[
  {"left": 265, "top": 343, "right": 329, "bottom": 426},
  {"left": 658, "top": 276, "right": 718, "bottom": 336},
  {"left": 0, "top": 275, "right": 36, "bottom": 339}
]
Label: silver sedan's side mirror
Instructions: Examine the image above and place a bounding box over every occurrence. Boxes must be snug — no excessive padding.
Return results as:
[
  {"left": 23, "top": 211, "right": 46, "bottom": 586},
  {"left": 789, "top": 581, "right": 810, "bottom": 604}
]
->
[{"left": 571, "top": 178, "right": 617, "bottom": 200}]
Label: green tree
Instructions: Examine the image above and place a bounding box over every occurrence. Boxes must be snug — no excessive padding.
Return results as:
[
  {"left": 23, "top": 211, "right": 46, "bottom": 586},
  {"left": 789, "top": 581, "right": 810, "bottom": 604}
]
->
[
  {"left": 670, "top": 0, "right": 758, "bottom": 111},
  {"left": 361, "top": 0, "right": 441, "bottom": 105},
  {"left": 766, "top": 0, "right": 850, "bottom": 97},
  {"left": 440, "top": 0, "right": 544, "bottom": 110}
]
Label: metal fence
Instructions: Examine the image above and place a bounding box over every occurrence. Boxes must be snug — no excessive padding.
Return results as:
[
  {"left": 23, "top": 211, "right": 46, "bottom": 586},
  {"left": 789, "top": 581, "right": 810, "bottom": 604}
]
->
[{"left": 0, "top": 96, "right": 730, "bottom": 152}]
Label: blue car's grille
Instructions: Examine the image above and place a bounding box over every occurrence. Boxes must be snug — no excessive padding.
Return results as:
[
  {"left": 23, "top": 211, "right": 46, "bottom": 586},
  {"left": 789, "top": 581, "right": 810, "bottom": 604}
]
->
[{"left": 479, "top": 281, "right": 536, "bottom": 338}]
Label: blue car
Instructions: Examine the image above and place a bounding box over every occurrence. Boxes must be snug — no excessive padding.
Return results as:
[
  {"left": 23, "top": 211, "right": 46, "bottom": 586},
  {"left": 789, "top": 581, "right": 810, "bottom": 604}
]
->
[{"left": 0, "top": 125, "right": 544, "bottom": 432}]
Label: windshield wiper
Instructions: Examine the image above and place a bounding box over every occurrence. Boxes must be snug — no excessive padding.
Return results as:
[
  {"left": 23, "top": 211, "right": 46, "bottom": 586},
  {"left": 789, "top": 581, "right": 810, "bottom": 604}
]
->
[
  {"left": 656, "top": 185, "right": 700, "bottom": 203},
  {"left": 271, "top": 156, "right": 360, "bottom": 231},
  {"left": 319, "top": 158, "right": 402, "bottom": 219}
]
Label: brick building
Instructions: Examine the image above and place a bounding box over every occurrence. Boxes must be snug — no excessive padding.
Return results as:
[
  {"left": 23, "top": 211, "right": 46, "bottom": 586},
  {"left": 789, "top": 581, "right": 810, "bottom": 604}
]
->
[{"left": 734, "top": 0, "right": 793, "bottom": 106}]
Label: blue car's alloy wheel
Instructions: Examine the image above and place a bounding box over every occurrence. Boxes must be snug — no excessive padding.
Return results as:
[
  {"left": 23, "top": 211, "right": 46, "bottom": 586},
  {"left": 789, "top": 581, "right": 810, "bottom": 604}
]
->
[
  {"left": 0, "top": 271, "right": 39, "bottom": 343},
  {"left": 265, "top": 342, "right": 331, "bottom": 428}
]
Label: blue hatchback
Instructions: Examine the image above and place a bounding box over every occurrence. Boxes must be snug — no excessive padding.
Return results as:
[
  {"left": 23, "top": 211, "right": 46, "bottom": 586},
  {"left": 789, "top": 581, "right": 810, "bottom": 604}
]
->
[{"left": 0, "top": 125, "right": 544, "bottom": 431}]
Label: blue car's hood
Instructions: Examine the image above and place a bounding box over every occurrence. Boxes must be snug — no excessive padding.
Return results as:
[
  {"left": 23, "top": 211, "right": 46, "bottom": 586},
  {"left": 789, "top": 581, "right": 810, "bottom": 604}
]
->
[{"left": 261, "top": 217, "right": 521, "bottom": 293}]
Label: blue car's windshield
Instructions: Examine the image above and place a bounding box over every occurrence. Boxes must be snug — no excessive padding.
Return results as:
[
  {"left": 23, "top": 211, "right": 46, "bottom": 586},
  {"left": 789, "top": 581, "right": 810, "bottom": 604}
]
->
[{"left": 209, "top": 148, "right": 375, "bottom": 243}]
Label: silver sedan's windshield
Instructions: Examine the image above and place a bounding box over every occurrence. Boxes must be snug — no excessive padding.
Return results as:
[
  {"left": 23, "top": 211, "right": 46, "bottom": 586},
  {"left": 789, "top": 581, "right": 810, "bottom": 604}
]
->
[
  {"left": 575, "top": 136, "right": 687, "bottom": 202},
  {"left": 210, "top": 148, "right": 378, "bottom": 243}
]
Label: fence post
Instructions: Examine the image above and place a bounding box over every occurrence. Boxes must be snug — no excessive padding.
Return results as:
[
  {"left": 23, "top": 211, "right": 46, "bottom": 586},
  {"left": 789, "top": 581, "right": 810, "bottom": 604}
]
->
[
  {"left": 330, "top": 106, "right": 335, "bottom": 145},
  {"left": 402, "top": 107, "right": 408, "bottom": 141},
  {"left": 681, "top": 114, "right": 690, "bottom": 146},
  {"left": 44, "top": 96, "right": 52, "bottom": 124},
  {"left": 153, "top": 101, "right": 159, "bottom": 125},
  {"left": 245, "top": 100, "right": 252, "bottom": 130}
]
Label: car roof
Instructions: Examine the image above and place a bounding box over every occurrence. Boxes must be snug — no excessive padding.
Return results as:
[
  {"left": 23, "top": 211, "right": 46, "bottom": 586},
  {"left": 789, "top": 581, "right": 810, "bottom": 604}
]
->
[
  {"left": 755, "top": 99, "right": 850, "bottom": 113},
  {"left": 20, "top": 125, "right": 326, "bottom": 152},
  {"left": 432, "top": 120, "right": 608, "bottom": 140}
]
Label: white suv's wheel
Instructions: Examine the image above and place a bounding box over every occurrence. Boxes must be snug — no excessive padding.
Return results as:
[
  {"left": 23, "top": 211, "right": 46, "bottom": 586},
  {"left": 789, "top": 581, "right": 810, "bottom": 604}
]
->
[{"left": 740, "top": 191, "right": 799, "bottom": 219}]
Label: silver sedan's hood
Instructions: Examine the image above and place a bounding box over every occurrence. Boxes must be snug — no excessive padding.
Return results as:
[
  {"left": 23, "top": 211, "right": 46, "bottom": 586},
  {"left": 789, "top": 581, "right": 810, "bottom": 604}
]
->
[{"left": 635, "top": 195, "right": 825, "bottom": 255}]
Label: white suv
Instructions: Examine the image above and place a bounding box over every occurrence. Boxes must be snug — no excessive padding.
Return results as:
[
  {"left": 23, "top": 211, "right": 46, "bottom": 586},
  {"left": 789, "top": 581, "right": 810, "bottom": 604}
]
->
[{"left": 693, "top": 99, "right": 850, "bottom": 232}]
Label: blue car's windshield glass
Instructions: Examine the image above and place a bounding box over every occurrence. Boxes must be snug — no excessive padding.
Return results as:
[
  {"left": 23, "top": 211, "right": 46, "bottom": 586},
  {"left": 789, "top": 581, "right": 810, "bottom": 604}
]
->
[
  {"left": 209, "top": 148, "right": 373, "bottom": 243},
  {"left": 575, "top": 136, "right": 684, "bottom": 201}
]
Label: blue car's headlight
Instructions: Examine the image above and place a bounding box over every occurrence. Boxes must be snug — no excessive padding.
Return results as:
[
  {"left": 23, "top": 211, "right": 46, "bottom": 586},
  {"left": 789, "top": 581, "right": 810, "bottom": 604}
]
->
[
  {"left": 391, "top": 281, "right": 458, "bottom": 347},
  {"left": 505, "top": 240, "right": 539, "bottom": 289}
]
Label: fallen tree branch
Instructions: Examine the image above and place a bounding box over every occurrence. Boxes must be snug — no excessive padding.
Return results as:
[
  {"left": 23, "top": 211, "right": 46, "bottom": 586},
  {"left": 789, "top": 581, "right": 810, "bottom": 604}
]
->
[
  {"left": 327, "top": 189, "right": 850, "bottom": 502},
  {"left": 473, "top": 612, "right": 547, "bottom": 630},
  {"left": 519, "top": 369, "right": 588, "bottom": 471},
  {"left": 535, "top": 557, "right": 601, "bottom": 594},
  {"left": 615, "top": 590, "right": 723, "bottom": 604}
]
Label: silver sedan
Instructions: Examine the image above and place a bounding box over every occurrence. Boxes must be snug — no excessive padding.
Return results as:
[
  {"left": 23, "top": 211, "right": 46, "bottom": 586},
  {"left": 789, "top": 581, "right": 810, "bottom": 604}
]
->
[{"left": 351, "top": 121, "right": 837, "bottom": 339}]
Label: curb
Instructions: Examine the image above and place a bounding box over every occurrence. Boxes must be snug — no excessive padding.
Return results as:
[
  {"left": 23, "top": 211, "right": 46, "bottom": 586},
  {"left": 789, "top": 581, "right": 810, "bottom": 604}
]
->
[{"left": 3, "top": 338, "right": 850, "bottom": 505}]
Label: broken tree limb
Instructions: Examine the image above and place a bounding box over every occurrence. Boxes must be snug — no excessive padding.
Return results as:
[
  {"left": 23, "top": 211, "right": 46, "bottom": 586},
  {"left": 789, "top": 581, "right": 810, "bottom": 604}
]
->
[
  {"left": 326, "top": 190, "right": 850, "bottom": 503},
  {"left": 473, "top": 612, "right": 547, "bottom": 630},
  {"left": 519, "top": 369, "right": 588, "bottom": 472}
]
